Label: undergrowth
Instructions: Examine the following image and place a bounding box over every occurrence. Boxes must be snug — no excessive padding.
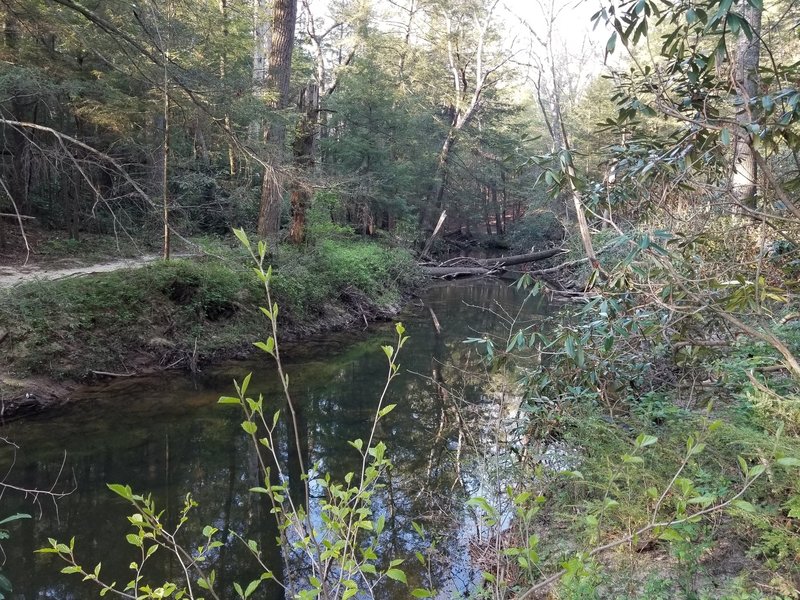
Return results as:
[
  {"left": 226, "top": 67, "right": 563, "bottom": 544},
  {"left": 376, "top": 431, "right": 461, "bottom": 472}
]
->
[{"left": 460, "top": 246, "right": 800, "bottom": 598}]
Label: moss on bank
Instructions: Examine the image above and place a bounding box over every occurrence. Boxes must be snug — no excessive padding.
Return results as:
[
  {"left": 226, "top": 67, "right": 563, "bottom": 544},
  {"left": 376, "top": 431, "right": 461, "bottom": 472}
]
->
[{"left": 0, "top": 239, "right": 422, "bottom": 389}]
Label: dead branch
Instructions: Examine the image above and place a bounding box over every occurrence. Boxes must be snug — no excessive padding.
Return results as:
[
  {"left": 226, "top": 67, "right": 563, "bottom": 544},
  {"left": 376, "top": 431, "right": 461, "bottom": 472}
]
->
[
  {"left": 421, "top": 210, "right": 447, "bottom": 257},
  {"left": 0, "top": 213, "right": 35, "bottom": 220},
  {"left": 90, "top": 370, "right": 136, "bottom": 378}
]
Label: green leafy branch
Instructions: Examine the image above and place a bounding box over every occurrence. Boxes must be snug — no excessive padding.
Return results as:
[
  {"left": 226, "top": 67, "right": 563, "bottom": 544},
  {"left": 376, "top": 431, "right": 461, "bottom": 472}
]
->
[
  {"left": 38, "top": 488, "right": 220, "bottom": 600},
  {"left": 512, "top": 424, "right": 800, "bottom": 599}
]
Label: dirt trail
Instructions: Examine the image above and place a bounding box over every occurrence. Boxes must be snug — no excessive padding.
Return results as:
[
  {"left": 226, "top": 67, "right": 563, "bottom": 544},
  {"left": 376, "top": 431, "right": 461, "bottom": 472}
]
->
[{"left": 0, "top": 255, "right": 190, "bottom": 288}]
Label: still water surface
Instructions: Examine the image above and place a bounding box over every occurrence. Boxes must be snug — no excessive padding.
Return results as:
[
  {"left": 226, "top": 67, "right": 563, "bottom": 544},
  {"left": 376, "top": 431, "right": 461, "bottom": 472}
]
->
[{"left": 1, "top": 279, "right": 548, "bottom": 598}]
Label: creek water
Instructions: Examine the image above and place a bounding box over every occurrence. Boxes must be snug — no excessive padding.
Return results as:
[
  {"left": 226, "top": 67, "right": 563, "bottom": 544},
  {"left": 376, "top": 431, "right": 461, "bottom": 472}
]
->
[{"left": 1, "top": 278, "right": 549, "bottom": 599}]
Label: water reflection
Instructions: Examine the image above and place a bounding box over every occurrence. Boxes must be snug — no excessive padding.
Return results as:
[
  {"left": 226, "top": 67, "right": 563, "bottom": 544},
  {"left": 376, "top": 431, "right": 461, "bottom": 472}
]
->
[{"left": 0, "top": 279, "right": 548, "bottom": 598}]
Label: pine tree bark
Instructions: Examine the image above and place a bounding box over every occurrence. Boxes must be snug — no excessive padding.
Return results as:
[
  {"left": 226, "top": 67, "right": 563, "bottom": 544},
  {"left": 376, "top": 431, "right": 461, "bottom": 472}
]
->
[{"left": 257, "top": 0, "right": 297, "bottom": 238}]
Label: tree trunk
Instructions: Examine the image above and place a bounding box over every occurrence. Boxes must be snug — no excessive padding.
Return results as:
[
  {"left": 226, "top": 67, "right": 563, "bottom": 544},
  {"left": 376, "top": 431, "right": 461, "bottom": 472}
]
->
[
  {"left": 4, "top": 17, "right": 29, "bottom": 212},
  {"left": 501, "top": 170, "right": 508, "bottom": 228},
  {"left": 491, "top": 183, "right": 502, "bottom": 235},
  {"left": 257, "top": 0, "right": 297, "bottom": 238},
  {"left": 249, "top": 0, "right": 271, "bottom": 141},
  {"left": 288, "top": 83, "right": 317, "bottom": 244},
  {"left": 427, "top": 3, "right": 497, "bottom": 228},
  {"left": 219, "top": 0, "right": 235, "bottom": 177},
  {"left": 267, "top": 0, "right": 296, "bottom": 142},
  {"left": 161, "top": 92, "right": 170, "bottom": 260},
  {"left": 152, "top": 110, "right": 170, "bottom": 259},
  {"left": 433, "top": 129, "right": 456, "bottom": 215},
  {"left": 535, "top": 2, "right": 595, "bottom": 266},
  {"left": 421, "top": 210, "right": 447, "bottom": 256},
  {"left": 732, "top": 0, "right": 762, "bottom": 208},
  {"left": 69, "top": 177, "right": 80, "bottom": 240},
  {"left": 3, "top": 15, "right": 19, "bottom": 48},
  {"left": 397, "top": 0, "right": 417, "bottom": 80},
  {"left": 257, "top": 176, "right": 281, "bottom": 236},
  {"left": 483, "top": 185, "right": 492, "bottom": 236},
  {"left": 161, "top": 4, "right": 171, "bottom": 261},
  {"left": 193, "top": 120, "right": 210, "bottom": 166}
]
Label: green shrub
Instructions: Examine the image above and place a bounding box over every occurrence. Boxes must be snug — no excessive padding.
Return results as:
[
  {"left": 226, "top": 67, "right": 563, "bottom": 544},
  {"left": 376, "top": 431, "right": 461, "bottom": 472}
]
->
[
  {"left": 271, "top": 261, "right": 334, "bottom": 319},
  {"left": 305, "top": 191, "right": 355, "bottom": 244},
  {"left": 316, "top": 239, "right": 420, "bottom": 298},
  {"left": 0, "top": 259, "right": 262, "bottom": 377}
]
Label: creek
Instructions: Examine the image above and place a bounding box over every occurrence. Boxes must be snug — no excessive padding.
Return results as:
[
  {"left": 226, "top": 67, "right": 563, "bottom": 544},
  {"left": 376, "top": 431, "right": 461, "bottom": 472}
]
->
[{"left": 1, "top": 278, "right": 549, "bottom": 598}]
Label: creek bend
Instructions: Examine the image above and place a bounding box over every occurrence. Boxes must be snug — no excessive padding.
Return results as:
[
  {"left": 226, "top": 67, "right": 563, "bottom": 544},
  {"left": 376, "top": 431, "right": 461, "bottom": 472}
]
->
[{"left": 2, "top": 278, "right": 550, "bottom": 598}]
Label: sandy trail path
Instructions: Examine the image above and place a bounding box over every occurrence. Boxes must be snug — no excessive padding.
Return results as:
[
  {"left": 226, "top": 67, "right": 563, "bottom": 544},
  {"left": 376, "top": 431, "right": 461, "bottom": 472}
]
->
[{"left": 0, "top": 255, "right": 193, "bottom": 288}]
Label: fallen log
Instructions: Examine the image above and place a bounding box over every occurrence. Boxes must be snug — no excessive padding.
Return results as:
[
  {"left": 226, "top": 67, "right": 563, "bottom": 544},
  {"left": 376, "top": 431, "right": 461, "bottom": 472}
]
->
[
  {"left": 480, "top": 248, "right": 565, "bottom": 268},
  {"left": 422, "top": 266, "right": 497, "bottom": 278},
  {"left": 529, "top": 240, "right": 616, "bottom": 277},
  {"left": 421, "top": 248, "right": 565, "bottom": 278}
]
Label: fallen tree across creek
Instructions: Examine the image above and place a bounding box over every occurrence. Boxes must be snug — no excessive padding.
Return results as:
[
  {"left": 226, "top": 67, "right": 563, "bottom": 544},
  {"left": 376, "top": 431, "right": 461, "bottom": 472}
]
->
[{"left": 421, "top": 247, "right": 566, "bottom": 278}]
